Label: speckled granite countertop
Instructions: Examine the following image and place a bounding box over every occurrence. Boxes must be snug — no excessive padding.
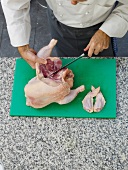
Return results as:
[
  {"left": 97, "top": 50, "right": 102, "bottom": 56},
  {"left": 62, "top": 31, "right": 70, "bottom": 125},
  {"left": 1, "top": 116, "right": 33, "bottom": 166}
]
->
[{"left": 0, "top": 57, "right": 128, "bottom": 170}]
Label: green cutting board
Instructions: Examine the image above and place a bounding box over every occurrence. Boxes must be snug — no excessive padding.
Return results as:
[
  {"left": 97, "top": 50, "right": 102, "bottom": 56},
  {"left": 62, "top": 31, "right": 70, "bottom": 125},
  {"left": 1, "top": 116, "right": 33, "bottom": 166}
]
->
[{"left": 10, "top": 58, "right": 116, "bottom": 118}]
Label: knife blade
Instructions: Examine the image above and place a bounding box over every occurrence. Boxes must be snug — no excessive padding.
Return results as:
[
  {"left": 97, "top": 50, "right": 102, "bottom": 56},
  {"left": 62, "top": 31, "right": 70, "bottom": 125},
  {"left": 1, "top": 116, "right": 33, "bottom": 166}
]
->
[{"left": 48, "top": 53, "right": 85, "bottom": 77}]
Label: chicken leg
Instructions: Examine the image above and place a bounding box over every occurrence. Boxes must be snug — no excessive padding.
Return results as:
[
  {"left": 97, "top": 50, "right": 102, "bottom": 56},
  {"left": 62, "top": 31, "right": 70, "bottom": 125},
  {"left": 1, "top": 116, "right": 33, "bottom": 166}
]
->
[
  {"left": 57, "top": 85, "right": 85, "bottom": 104},
  {"left": 37, "top": 39, "right": 58, "bottom": 58}
]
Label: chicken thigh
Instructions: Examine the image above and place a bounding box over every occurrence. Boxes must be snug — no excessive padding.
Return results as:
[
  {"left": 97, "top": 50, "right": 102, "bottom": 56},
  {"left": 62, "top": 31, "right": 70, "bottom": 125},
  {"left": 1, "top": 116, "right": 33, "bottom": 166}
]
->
[
  {"left": 82, "top": 86, "right": 106, "bottom": 113},
  {"left": 93, "top": 92, "right": 106, "bottom": 112},
  {"left": 82, "top": 86, "right": 100, "bottom": 113}
]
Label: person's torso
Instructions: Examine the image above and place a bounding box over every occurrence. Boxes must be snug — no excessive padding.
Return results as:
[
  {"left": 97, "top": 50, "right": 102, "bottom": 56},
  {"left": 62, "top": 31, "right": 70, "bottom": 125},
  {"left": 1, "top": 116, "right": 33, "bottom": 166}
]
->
[{"left": 46, "top": 0, "right": 116, "bottom": 28}]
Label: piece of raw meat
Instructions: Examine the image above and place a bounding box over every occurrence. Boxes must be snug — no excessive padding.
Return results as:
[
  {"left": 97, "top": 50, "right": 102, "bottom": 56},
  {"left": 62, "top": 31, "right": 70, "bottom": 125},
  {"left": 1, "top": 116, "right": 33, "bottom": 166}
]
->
[
  {"left": 82, "top": 92, "right": 93, "bottom": 113},
  {"left": 24, "top": 39, "right": 85, "bottom": 108},
  {"left": 93, "top": 92, "right": 106, "bottom": 112},
  {"left": 91, "top": 86, "right": 106, "bottom": 112},
  {"left": 37, "top": 39, "right": 58, "bottom": 59},
  {"left": 57, "top": 85, "right": 85, "bottom": 104},
  {"left": 82, "top": 86, "right": 100, "bottom": 113}
]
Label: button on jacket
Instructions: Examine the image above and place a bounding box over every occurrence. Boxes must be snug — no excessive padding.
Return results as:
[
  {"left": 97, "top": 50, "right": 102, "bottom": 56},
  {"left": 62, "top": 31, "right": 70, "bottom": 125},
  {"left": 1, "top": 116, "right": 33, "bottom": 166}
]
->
[{"left": 1, "top": 0, "right": 128, "bottom": 47}]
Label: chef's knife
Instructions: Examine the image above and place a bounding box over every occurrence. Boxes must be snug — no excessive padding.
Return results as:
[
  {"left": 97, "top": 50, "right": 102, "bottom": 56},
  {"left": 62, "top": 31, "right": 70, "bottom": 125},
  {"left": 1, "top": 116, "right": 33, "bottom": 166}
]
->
[{"left": 49, "top": 53, "right": 85, "bottom": 77}]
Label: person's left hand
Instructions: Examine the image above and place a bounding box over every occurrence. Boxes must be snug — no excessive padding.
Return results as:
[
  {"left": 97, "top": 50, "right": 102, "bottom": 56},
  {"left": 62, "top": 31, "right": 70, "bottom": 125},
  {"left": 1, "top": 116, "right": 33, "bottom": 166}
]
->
[{"left": 84, "top": 29, "right": 110, "bottom": 57}]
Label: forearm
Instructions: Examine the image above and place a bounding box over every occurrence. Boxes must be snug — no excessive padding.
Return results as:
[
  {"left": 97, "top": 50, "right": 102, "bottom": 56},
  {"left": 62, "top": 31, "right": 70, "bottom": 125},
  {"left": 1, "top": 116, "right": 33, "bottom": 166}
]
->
[
  {"left": 100, "top": 1, "right": 128, "bottom": 38},
  {"left": 18, "top": 44, "right": 30, "bottom": 54},
  {"left": 1, "top": 0, "right": 31, "bottom": 47}
]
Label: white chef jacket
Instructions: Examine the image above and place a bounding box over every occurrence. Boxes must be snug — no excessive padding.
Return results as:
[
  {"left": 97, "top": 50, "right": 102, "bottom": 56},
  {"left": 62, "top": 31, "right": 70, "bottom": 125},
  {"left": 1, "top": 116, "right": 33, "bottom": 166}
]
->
[{"left": 1, "top": 0, "right": 128, "bottom": 47}]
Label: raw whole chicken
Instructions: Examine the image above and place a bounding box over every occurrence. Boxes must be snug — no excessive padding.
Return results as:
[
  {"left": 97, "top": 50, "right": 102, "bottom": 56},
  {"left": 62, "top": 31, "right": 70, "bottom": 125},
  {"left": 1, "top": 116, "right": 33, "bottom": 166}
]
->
[
  {"left": 82, "top": 86, "right": 106, "bottom": 113},
  {"left": 24, "top": 39, "right": 85, "bottom": 108}
]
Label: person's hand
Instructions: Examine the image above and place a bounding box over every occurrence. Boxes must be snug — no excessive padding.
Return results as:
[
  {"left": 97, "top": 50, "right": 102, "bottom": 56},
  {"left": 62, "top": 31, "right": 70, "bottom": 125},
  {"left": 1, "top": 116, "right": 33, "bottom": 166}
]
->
[
  {"left": 18, "top": 45, "right": 46, "bottom": 69},
  {"left": 71, "top": 0, "right": 86, "bottom": 5},
  {"left": 84, "top": 29, "right": 110, "bottom": 57}
]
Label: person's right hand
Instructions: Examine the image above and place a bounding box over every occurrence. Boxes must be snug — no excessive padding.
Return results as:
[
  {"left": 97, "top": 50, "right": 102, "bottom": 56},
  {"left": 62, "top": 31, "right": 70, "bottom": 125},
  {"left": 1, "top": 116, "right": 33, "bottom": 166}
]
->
[
  {"left": 18, "top": 44, "right": 46, "bottom": 69},
  {"left": 71, "top": 0, "right": 86, "bottom": 5}
]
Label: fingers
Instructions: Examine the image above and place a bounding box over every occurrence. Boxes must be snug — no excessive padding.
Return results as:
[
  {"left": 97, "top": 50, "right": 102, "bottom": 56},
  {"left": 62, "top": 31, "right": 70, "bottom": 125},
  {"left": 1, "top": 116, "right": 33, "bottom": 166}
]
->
[
  {"left": 85, "top": 41, "right": 96, "bottom": 57},
  {"left": 84, "top": 44, "right": 90, "bottom": 52},
  {"left": 84, "top": 38, "right": 110, "bottom": 57},
  {"left": 103, "top": 41, "right": 110, "bottom": 49},
  {"left": 88, "top": 43, "right": 95, "bottom": 57},
  {"left": 94, "top": 44, "right": 102, "bottom": 55},
  {"left": 71, "top": 0, "right": 78, "bottom": 5},
  {"left": 71, "top": 0, "right": 86, "bottom": 5},
  {"left": 71, "top": 0, "right": 87, "bottom": 4},
  {"left": 83, "top": 29, "right": 110, "bottom": 57},
  {"left": 84, "top": 40, "right": 100, "bottom": 57},
  {"left": 84, "top": 43, "right": 105, "bottom": 57}
]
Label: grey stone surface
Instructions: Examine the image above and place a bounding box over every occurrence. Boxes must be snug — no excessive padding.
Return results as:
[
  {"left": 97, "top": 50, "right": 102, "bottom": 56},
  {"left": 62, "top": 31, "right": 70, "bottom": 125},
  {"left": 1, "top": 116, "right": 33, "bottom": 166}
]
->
[{"left": 0, "top": 57, "right": 128, "bottom": 170}]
